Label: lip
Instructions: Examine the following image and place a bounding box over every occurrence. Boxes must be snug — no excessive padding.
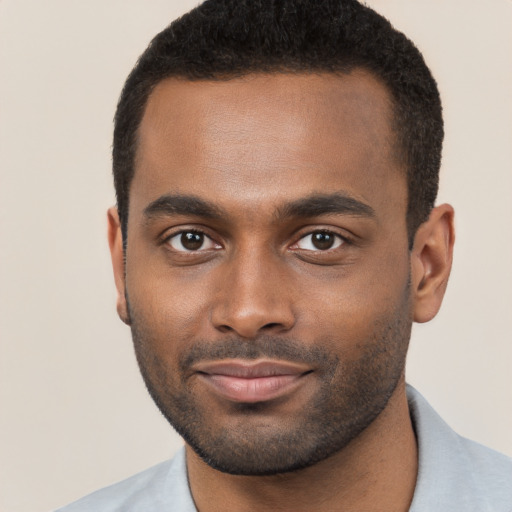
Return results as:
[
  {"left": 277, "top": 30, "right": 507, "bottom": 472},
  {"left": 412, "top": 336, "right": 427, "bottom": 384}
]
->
[{"left": 194, "top": 359, "right": 312, "bottom": 403}]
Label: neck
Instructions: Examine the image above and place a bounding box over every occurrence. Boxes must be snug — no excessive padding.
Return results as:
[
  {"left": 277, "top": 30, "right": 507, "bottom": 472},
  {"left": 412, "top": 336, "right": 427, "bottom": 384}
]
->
[{"left": 186, "top": 380, "right": 417, "bottom": 512}]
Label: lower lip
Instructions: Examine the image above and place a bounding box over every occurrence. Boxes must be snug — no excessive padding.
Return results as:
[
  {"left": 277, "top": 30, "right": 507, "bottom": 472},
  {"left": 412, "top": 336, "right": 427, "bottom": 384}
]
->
[{"left": 198, "top": 374, "right": 305, "bottom": 403}]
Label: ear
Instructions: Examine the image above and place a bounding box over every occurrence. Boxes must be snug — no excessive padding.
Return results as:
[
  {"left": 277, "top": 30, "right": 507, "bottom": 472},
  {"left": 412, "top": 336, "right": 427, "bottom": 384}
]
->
[
  {"left": 411, "top": 204, "right": 455, "bottom": 323},
  {"left": 107, "top": 207, "right": 131, "bottom": 325}
]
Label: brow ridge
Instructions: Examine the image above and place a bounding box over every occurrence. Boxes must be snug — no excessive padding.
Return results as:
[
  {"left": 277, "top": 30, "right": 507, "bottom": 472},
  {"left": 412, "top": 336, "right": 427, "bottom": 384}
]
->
[
  {"left": 276, "top": 192, "right": 376, "bottom": 220},
  {"left": 143, "top": 194, "right": 225, "bottom": 221},
  {"left": 142, "top": 191, "right": 375, "bottom": 223}
]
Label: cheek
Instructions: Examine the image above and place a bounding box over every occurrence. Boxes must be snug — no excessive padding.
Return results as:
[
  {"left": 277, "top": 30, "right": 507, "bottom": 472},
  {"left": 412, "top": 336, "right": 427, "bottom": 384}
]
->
[
  {"left": 296, "top": 248, "right": 411, "bottom": 345},
  {"left": 125, "top": 258, "right": 216, "bottom": 346}
]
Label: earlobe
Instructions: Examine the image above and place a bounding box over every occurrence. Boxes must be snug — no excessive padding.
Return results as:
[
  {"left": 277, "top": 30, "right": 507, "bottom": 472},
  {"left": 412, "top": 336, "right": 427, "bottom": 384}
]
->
[
  {"left": 411, "top": 204, "right": 455, "bottom": 323},
  {"left": 107, "top": 207, "right": 131, "bottom": 325}
]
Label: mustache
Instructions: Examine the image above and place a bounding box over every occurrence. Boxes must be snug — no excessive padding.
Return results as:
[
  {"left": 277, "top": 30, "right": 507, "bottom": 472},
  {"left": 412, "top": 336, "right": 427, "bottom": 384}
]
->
[{"left": 179, "top": 335, "right": 338, "bottom": 372}]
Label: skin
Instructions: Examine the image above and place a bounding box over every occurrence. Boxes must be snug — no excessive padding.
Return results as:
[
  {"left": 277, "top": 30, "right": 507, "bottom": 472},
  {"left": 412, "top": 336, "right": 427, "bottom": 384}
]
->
[{"left": 108, "top": 71, "right": 454, "bottom": 511}]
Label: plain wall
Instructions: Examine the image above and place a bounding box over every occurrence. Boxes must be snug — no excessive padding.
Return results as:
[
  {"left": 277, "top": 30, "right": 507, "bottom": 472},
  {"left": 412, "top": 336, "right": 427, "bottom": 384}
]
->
[{"left": 0, "top": 1, "right": 511, "bottom": 511}]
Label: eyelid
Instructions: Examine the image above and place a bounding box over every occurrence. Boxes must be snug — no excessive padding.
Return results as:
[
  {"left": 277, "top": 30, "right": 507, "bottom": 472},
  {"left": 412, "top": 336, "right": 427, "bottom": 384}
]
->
[
  {"left": 162, "top": 227, "right": 222, "bottom": 252},
  {"left": 159, "top": 225, "right": 354, "bottom": 254},
  {"left": 295, "top": 232, "right": 344, "bottom": 251},
  {"left": 289, "top": 228, "right": 352, "bottom": 250}
]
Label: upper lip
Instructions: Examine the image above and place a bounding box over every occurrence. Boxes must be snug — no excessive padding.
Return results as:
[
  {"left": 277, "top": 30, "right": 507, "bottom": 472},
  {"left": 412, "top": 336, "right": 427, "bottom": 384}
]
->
[{"left": 193, "top": 359, "right": 312, "bottom": 378}]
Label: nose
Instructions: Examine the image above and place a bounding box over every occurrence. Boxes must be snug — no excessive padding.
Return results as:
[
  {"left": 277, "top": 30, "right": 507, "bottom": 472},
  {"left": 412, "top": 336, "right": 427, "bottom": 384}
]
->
[{"left": 211, "top": 249, "right": 296, "bottom": 339}]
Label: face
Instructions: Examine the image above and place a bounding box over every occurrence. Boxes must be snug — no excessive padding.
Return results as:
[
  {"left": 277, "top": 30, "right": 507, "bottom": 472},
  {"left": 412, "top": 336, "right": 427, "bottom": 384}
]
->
[{"left": 119, "top": 72, "right": 414, "bottom": 475}]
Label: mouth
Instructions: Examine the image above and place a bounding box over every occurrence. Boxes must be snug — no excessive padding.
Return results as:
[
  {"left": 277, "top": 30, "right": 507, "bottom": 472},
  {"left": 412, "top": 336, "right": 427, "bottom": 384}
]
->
[{"left": 193, "top": 359, "right": 313, "bottom": 404}]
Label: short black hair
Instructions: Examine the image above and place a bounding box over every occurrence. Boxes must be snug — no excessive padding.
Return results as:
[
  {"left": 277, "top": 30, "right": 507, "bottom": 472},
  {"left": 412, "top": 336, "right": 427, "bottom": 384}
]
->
[{"left": 113, "top": 0, "right": 443, "bottom": 244}]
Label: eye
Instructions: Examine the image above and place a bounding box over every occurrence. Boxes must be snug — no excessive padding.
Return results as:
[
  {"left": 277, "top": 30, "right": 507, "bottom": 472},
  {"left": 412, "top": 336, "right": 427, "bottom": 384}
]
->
[
  {"left": 166, "top": 231, "right": 219, "bottom": 252},
  {"left": 295, "top": 231, "right": 345, "bottom": 251}
]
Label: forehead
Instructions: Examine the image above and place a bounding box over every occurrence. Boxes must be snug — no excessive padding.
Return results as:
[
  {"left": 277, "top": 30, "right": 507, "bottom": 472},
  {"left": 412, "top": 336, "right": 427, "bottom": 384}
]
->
[{"left": 132, "top": 71, "right": 405, "bottom": 222}]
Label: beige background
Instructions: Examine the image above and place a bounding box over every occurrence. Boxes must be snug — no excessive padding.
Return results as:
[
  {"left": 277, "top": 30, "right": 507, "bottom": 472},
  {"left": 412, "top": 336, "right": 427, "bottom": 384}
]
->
[{"left": 1, "top": 1, "right": 511, "bottom": 511}]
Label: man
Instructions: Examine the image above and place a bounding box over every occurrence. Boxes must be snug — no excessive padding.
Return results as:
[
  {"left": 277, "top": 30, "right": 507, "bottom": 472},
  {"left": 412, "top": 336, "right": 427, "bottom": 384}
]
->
[{"left": 57, "top": 0, "right": 512, "bottom": 510}]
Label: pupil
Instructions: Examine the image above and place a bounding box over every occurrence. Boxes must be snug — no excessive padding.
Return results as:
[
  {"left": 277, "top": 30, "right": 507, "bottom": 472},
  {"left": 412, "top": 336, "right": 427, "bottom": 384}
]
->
[
  {"left": 312, "top": 232, "right": 334, "bottom": 250},
  {"left": 181, "top": 232, "right": 204, "bottom": 250}
]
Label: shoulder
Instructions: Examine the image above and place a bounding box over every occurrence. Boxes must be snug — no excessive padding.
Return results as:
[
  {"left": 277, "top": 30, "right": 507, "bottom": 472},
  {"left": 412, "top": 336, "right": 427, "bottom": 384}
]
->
[
  {"left": 452, "top": 433, "right": 512, "bottom": 503},
  {"left": 54, "top": 448, "right": 196, "bottom": 512},
  {"left": 407, "top": 385, "right": 512, "bottom": 512}
]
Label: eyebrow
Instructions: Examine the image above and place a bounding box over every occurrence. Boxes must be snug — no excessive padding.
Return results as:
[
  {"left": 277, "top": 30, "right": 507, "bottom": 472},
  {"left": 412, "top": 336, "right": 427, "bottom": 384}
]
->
[
  {"left": 143, "top": 194, "right": 225, "bottom": 221},
  {"left": 142, "top": 191, "right": 375, "bottom": 223},
  {"left": 276, "top": 193, "right": 376, "bottom": 220}
]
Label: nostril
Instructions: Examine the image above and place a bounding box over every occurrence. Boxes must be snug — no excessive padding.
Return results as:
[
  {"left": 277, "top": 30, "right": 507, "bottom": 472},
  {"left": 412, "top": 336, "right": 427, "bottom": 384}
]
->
[
  {"left": 211, "top": 302, "right": 295, "bottom": 338},
  {"left": 217, "top": 324, "right": 234, "bottom": 333}
]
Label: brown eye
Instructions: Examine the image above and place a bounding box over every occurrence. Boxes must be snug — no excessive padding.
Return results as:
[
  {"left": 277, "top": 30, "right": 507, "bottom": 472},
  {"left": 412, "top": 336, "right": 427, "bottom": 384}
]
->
[
  {"left": 181, "top": 232, "right": 204, "bottom": 250},
  {"left": 312, "top": 232, "right": 336, "bottom": 250},
  {"left": 295, "top": 231, "right": 344, "bottom": 251},
  {"left": 167, "top": 231, "right": 218, "bottom": 252}
]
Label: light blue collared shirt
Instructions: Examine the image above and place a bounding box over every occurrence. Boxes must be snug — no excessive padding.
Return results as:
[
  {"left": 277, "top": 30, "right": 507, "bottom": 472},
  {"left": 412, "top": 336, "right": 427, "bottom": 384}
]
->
[{"left": 56, "top": 386, "right": 512, "bottom": 511}]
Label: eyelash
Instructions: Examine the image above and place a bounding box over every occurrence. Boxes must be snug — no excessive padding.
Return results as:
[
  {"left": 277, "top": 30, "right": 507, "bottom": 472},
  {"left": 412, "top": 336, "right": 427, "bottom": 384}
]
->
[
  {"left": 163, "top": 229, "right": 221, "bottom": 253},
  {"left": 162, "top": 228, "right": 350, "bottom": 254},
  {"left": 291, "top": 230, "right": 348, "bottom": 252}
]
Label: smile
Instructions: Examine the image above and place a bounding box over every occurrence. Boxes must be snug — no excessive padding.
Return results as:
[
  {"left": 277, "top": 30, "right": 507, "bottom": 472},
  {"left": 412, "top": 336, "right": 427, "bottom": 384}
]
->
[{"left": 194, "top": 360, "right": 312, "bottom": 403}]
